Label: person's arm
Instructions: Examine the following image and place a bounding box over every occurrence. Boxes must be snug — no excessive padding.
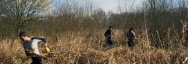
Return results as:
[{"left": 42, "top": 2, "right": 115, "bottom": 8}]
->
[
  {"left": 23, "top": 43, "right": 33, "bottom": 56},
  {"left": 105, "top": 30, "right": 110, "bottom": 37},
  {"left": 33, "top": 53, "right": 47, "bottom": 59},
  {"left": 24, "top": 49, "right": 32, "bottom": 56},
  {"left": 36, "top": 38, "right": 46, "bottom": 43},
  {"left": 132, "top": 31, "right": 138, "bottom": 39},
  {"left": 34, "top": 38, "right": 50, "bottom": 53},
  {"left": 25, "top": 49, "right": 47, "bottom": 59},
  {"left": 33, "top": 37, "right": 47, "bottom": 47},
  {"left": 31, "top": 37, "right": 49, "bottom": 55}
]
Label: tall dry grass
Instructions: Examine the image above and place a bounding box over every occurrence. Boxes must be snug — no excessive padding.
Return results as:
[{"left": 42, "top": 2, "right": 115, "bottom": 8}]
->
[
  {"left": 0, "top": 0, "right": 188, "bottom": 64},
  {"left": 1, "top": 27, "right": 188, "bottom": 64}
]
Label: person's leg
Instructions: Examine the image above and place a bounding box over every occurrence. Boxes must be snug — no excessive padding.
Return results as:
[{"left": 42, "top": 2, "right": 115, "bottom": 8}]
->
[
  {"left": 127, "top": 40, "right": 131, "bottom": 47},
  {"left": 106, "top": 38, "right": 116, "bottom": 49},
  {"left": 107, "top": 38, "right": 110, "bottom": 44},
  {"left": 108, "top": 38, "right": 113, "bottom": 45},
  {"left": 105, "top": 36, "right": 109, "bottom": 44},
  {"left": 31, "top": 57, "right": 36, "bottom": 64},
  {"left": 31, "top": 57, "right": 42, "bottom": 64},
  {"left": 105, "top": 36, "right": 108, "bottom": 42},
  {"left": 127, "top": 39, "right": 134, "bottom": 50},
  {"left": 129, "top": 39, "right": 135, "bottom": 49}
]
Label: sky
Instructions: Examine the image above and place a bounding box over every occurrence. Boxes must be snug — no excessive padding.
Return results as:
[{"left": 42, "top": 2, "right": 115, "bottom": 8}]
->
[
  {"left": 51, "top": 0, "right": 179, "bottom": 13},
  {"left": 84, "top": 0, "right": 146, "bottom": 13},
  {"left": 51, "top": 0, "right": 146, "bottom": 13}
]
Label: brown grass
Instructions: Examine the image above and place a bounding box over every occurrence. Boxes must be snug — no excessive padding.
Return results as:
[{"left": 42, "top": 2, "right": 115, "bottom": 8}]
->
[{"left": 0, "top": 29, "right": 188, "bottom": 64}]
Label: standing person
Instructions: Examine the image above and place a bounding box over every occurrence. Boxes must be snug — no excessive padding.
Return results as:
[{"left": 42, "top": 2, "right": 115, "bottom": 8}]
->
[
  {"left": 104, "top": 26, "right": 114, "bottom": 45},
  {"left": 19, "top": 31, "right": 48, "bottom": 64},
  {"left": 126, "top": 27, "right": 137, "bottom": 49}
]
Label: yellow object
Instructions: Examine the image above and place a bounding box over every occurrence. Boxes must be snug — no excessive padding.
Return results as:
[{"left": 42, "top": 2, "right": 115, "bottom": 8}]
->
[
  {"left": 29, "top": 49, "right": 33, "bottom": 54},
  {"left": 45, "top": 47, "right": 50, "bottom": 53},
  {"left": 29, "top": 50, "right": 33, "bottom": 54}
]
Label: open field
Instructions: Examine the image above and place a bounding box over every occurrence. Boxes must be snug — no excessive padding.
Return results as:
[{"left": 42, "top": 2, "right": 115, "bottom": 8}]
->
[
  {"left": 1, "top": 29, "right": 188, "bottom": 64},
  {"left": 1, "top": 0, "right": 188, "bottom": 64}
]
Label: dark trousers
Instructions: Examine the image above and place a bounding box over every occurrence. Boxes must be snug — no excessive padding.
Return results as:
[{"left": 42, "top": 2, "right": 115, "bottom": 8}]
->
[
  {"left": 107, "top": 37, "right": 114, "bottom": 45},
  {"left": 127, "top": 39, "right": 134, "bottom": 48},
  {"left": 31, "top": 57, "right": 42, "bottom": 64}
]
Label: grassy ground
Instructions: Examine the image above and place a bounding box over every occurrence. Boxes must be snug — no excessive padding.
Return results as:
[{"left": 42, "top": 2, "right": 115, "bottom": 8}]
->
[{"left": 0, "top": 29, "right": 188, "bottom": 64}]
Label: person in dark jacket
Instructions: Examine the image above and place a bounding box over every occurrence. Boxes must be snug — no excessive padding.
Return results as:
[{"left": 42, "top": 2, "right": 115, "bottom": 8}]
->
[
  {"left": 104, "top": 26, "right": 114, "bottom": 45},
  {"left": 126, "top": 27, "right": 137, "bottom": 49}
]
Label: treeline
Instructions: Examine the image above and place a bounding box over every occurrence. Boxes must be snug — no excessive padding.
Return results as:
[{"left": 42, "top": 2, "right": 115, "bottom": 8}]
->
[{"left": 0, "top": 0, "right": 188, "bottom": 48}]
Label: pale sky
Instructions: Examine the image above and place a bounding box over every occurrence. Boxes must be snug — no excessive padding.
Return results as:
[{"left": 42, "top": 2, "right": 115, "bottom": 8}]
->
[
  {"left": 78, "top": 0, "right": 146, "bottom": 13},
  {"left": 51, "top": 0, "right": 147, "bottom": 13},
  {"left": 51, "top": 0, "right": 181, "bottom": 13}
]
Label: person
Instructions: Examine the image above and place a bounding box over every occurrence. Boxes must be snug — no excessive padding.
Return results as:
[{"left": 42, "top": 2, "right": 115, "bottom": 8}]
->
[
  {"left": 126, "top": 27, "right": 137, "bottom": 49},
  {"left": 104, "top": 26, "right": 114, "bottom": 45},
  {"left": 19, "top": 31, "right": 48, "bottom": 64}
]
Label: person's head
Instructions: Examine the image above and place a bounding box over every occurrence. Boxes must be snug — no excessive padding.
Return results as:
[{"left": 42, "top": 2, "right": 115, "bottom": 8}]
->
[
  {"left": 129, "top": 27, "right": 134, "bottom": 31},
  {"left": 19, "top": 31, "right": 30, "bottom": 42},
  {"left": 109, "top": 26, "right": 113, "bottom": 30}
]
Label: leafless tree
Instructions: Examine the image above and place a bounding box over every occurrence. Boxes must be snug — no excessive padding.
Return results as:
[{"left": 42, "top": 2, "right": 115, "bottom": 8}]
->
[{"left": 0, "top": 0, "right": 50, "bottom": 36}]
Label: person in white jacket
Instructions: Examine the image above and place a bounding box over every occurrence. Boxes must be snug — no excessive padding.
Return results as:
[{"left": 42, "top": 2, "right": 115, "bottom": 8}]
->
[{"left": 19, "top": 31, "right": 48, "bottom": 64}]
